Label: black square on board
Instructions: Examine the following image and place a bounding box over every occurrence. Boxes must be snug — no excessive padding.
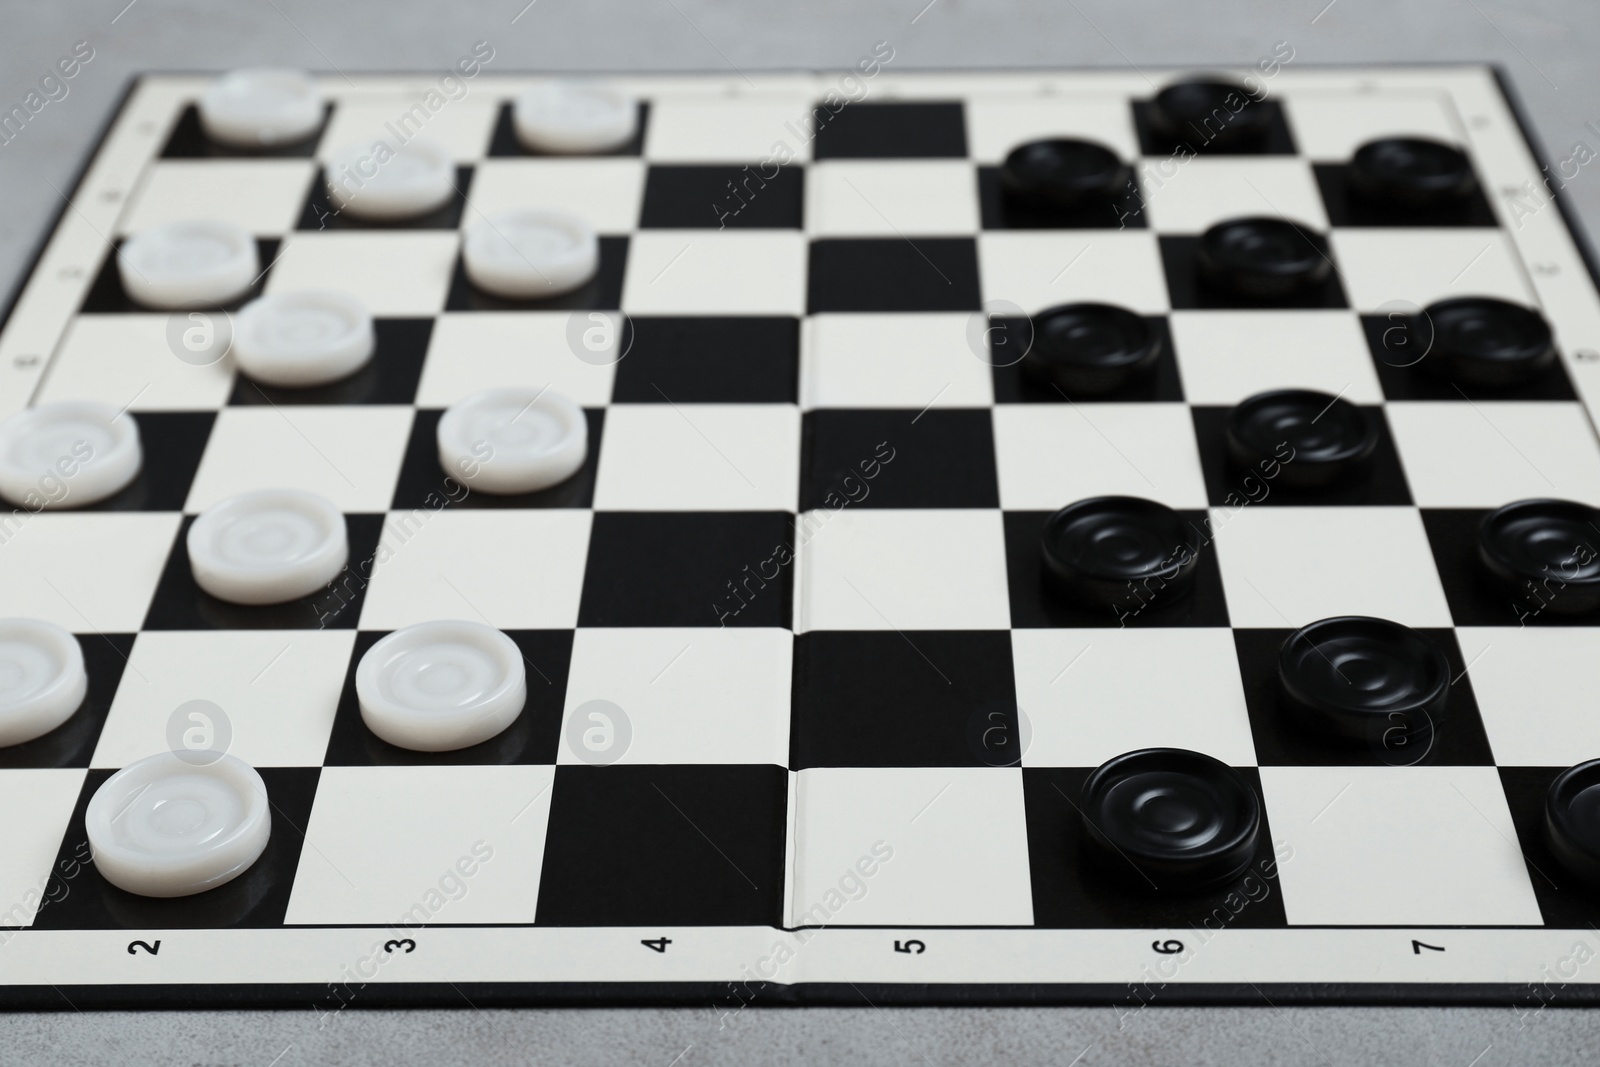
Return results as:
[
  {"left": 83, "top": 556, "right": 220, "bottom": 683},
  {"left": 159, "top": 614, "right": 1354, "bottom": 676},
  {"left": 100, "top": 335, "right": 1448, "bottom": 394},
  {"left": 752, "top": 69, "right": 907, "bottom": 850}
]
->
[
  {"left": 1233, "top": 628, "right": 1496, "bottom": 767},
  {"left": 0, "top": 634, "right": 131, "bottom": 771},
  {"left": 1359, "top": 314, "right": 1578, "bottom": 401},
  {"left": 535, "top": 764, "right": 787, "bottom": 926},
  {"left": 1160, "top": 234, "right": 1347, "bottom": 311},
  {"left": 1421, "top": 508, "right": 1600, "bottom": 627},
  {"left": 801, "top": 409, "right": 996, "bottom": 510},
  {"left": 81, "top": 411, "right": 213, "bottom": 512},
  {"left": 445, "top": 236, "right": 628, "bottom": 312},
  {"left": 1315, "top": 163, "right": 1498, "bottom": 228},
  {"left": 976, "top": 166, "right": 1147, "bottom": 231},
  {"left": 1131, "top": 98, "right": 1297, "bottom": 157},
  {"left": 30, "top": 767, "right": 319, "bottom": 930},
  {"left": 391, "top": 408, "right": 603, "bottom": 511},
  {"left": 160, "top": 104, "right": 329, "bottom": 159},
  {"left": 578, "top": 511, "right": 795, "bottom": 628},
  {"left": 1500, "top": 766, "right": 1600, "bottom": 929},
  {"left": 990, "top": 316, "right": 1183, "bottom": 403},
  {"left": 1022, "top": 766, "right": 1289, "bottom": 928},
  {"left": 322, "top": 629, "right": 571, "bottom": 766},
  {"left": 811, "top": 101, "right": 967, "bottom": 159},
  {"left": 142, "top": 514, "right": 384, "bottom": 631},
  {"left": 230, "top": 319, "right": 431, "bottom": 407},
  {"left": 1004, "top": 510, "right": 1232, "bottom": 629},
  {"left": 486, "top": 100, "right": 650, "bottom": 158},
  {"left": 80, "top": 239, "right": 281, "bottom": 314},
  {"left": 791, "top": 630, "right": 1018, "bottom": 769},
  {"left": 641, "top": 165, "right": 804, "bottom": 229},
  {"left": 808, "top": 238, "right": 981, "bottom": 313},
  {"left": 297, "top": 166, "right": 472, "bottom": 230},
  {"left": 1191, "top": 405, "right": 1413, "bottom": 507},
  {"left": 611, "top": 317, "right": 798, "bottom": 403}
]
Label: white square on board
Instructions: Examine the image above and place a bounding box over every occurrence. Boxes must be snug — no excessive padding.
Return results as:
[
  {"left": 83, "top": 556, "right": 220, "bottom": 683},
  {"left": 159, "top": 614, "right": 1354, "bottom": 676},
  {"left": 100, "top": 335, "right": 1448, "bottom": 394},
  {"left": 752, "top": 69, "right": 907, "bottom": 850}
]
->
[
  {"left": 791, "top": 767, "right": 1033, "bottom": 926},
  {"left": 560, "top": 628, "right": 791, "bottom": 766},
  {"left": 1329, "top": 230, "right": 1533, "bottom": 312},
  {"left": 1211, "top": 506, "right": 1453, "bottom": 628},
  {"left": 1142, "top": 157, "right": 1327, "bottom": 233},
  {"left": 965, "top": 96, "right": 1140, "bottom": 163},
  {"left": 92, "top": 630, "right": 356, "bottom": 769},
  {"left": 0, "top": 513, "right": 178, "bottom": 632},
  {"left": 1169, "top": 310, "right": 1383, "bottom": 406},
  {"left": 0, "top": 770, "right": 85, "bottom": 927},
  {"left": 266, "top": 232, "right": 460, "bottom": 316},
  {"left": 122, "top": 160, "right": 315, "bottom": 236},
  {"left": 315, "top": 98, "right": 497, "bottom": 162},
  {"left": 806, "top": 161, "right": 978, "bottom": 236},
  {"left": 621, "top": 231, "right": 806, "bottom": 315},
  {"left": 795, "top": 508, "right": 1010, "bottom": 632},
  {"left": 1261, "top": 765, "right": 1542, "bottom": 926},
  {"left": 467, "top": 158, "right": 646, "bottom": 233},
  {"left": 593, "top": 403, "right": 799, "bottom": 511},
  {"left": 39, "top": 315, "right": 235, "bottom": 411},
  {"left": 978, "top": 231, "right": 1169, "bottom": 315},
  {"left": 1282, "top": 91, "right": 1461, "bottom": 160},
  {"left": 992, "top": 403, "right": 1208, "bottom": 510},
  {"left": 286, "top": 764, "right": 553, "bottom": 925},
  {"left": 359, "top": 509, "right": 592, "bottom": 630},
  {"left": 1012, "top": 628, "right": 1256, "bottom": 768},
  {"left": 416, "top": 312, "right": 617, "bottom": 408},
  {"left": 644, "top": 95, "right": 817, "bottom": 162},
  {"left": 1458, "top": 628, "right": 1600, "bottom": 767},
  {"left": 1386, "top": 401, "right": 1600, "bottom": 508},
  {"left": 185, "top": 406, "right": 413, "bottom": 513},
  {"left": 800, "top": 313, "right": 994, "bottom": 410}
]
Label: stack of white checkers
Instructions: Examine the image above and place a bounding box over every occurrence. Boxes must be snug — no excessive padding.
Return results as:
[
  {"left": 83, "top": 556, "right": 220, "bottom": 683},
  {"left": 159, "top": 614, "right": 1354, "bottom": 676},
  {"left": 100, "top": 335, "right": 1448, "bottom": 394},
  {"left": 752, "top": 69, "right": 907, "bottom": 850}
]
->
[{"left": 0, "top": 67, "right": 634, "bottom": 899}]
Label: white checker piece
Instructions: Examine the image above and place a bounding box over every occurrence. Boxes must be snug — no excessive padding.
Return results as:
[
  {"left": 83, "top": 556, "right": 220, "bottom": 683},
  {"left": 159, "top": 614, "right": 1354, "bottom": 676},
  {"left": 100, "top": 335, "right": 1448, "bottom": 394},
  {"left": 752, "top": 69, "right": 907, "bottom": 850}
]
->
[
  {"left": 1169, "top": 310, "right": 1384, "bottom": 406},
  {"left": 1386, "top": 401, "right": 1600, "bottom": 508},
  {"left": 560, "top": 628, "right": 791, "bottom": 766},
  {"left": 800, "top": 313, "right": 995, "bottom": 410},
  {"left": 1211, "top": 506, "right": 1453, "bottom": 628},
  {"left": 593, "top": 404, "right": 800, "bottom": 511},
  {"left": 792, "top": 767, "right": 1033, "bottom": 927},
  {"left": 92, "top": 630, "right": 355, "bottom": 769},
  {"left": 359, "top": 509, "right": 592, "bottom": 631},
  {"left": 795, "top": 509, "right": 1011, "bottom": 632},
  {"left": 1012, "top": 628, "right": 1257, "bottom": 768},
  {"left": 1262, "top": 766, "right": 1542, "bottom": 926},
  {"left": 286, "top": 765, "right": 553, "bottom": 926}
]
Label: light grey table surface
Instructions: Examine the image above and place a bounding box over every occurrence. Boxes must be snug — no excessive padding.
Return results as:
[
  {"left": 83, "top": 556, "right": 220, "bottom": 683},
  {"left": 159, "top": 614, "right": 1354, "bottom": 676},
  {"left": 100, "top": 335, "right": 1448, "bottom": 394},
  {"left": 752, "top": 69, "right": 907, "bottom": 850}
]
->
[{"left": 3, "top": 0, "right": 1600, "bottom": 1063}]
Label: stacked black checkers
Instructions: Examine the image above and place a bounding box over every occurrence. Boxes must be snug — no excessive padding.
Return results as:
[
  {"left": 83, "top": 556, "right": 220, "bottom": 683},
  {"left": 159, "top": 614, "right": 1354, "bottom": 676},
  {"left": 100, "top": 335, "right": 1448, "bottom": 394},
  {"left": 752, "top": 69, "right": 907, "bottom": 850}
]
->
[
  {"left": 1477, "top": 498, "right": 1600, "bottom": 616},
  {"left": 1021, "top": 303, "right": 1161, "bottom": 396},
  {"left": 1197, "top": 216, "right": 1332, "bottom": 300},
  {"left": 1348, "top": 137, "right": 1479, "bottom": 210},
  {"left": 1000, "top": 138, "right": 1131, "bottom": 213},
  {"left": 1081, "top": 748, "right": 1261, "bottom": 891},
  {"left": 1038, "top": 496, "right": 1202, "bottom": 611},
  {"left": 1227, "top": 389, "right": 1378, "bottom": 488},
  {"left": 1277, "top": 616, "right": 1449, "bottom": 750},
  {"left": 1545, "top": 759, "right": 1600, "bottom": 889},
  {"left": 1148, "top": 79, "right": 1272, "bottom": 150}
]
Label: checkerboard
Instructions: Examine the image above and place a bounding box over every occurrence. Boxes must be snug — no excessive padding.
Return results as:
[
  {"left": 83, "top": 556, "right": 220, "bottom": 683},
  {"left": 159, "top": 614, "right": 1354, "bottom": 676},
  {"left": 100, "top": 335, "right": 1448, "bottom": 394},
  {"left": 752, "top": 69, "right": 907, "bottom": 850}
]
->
[{"left": 3, "top": 65, "right": 1600, "bottom": 1010}]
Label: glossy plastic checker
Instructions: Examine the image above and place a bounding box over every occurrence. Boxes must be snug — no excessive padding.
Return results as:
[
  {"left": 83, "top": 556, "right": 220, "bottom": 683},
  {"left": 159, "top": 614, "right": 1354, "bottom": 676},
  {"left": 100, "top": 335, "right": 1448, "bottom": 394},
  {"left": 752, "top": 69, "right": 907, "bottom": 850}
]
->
[{"left": 1, "top": 66, "right": 1600, "bottom": 1010}]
